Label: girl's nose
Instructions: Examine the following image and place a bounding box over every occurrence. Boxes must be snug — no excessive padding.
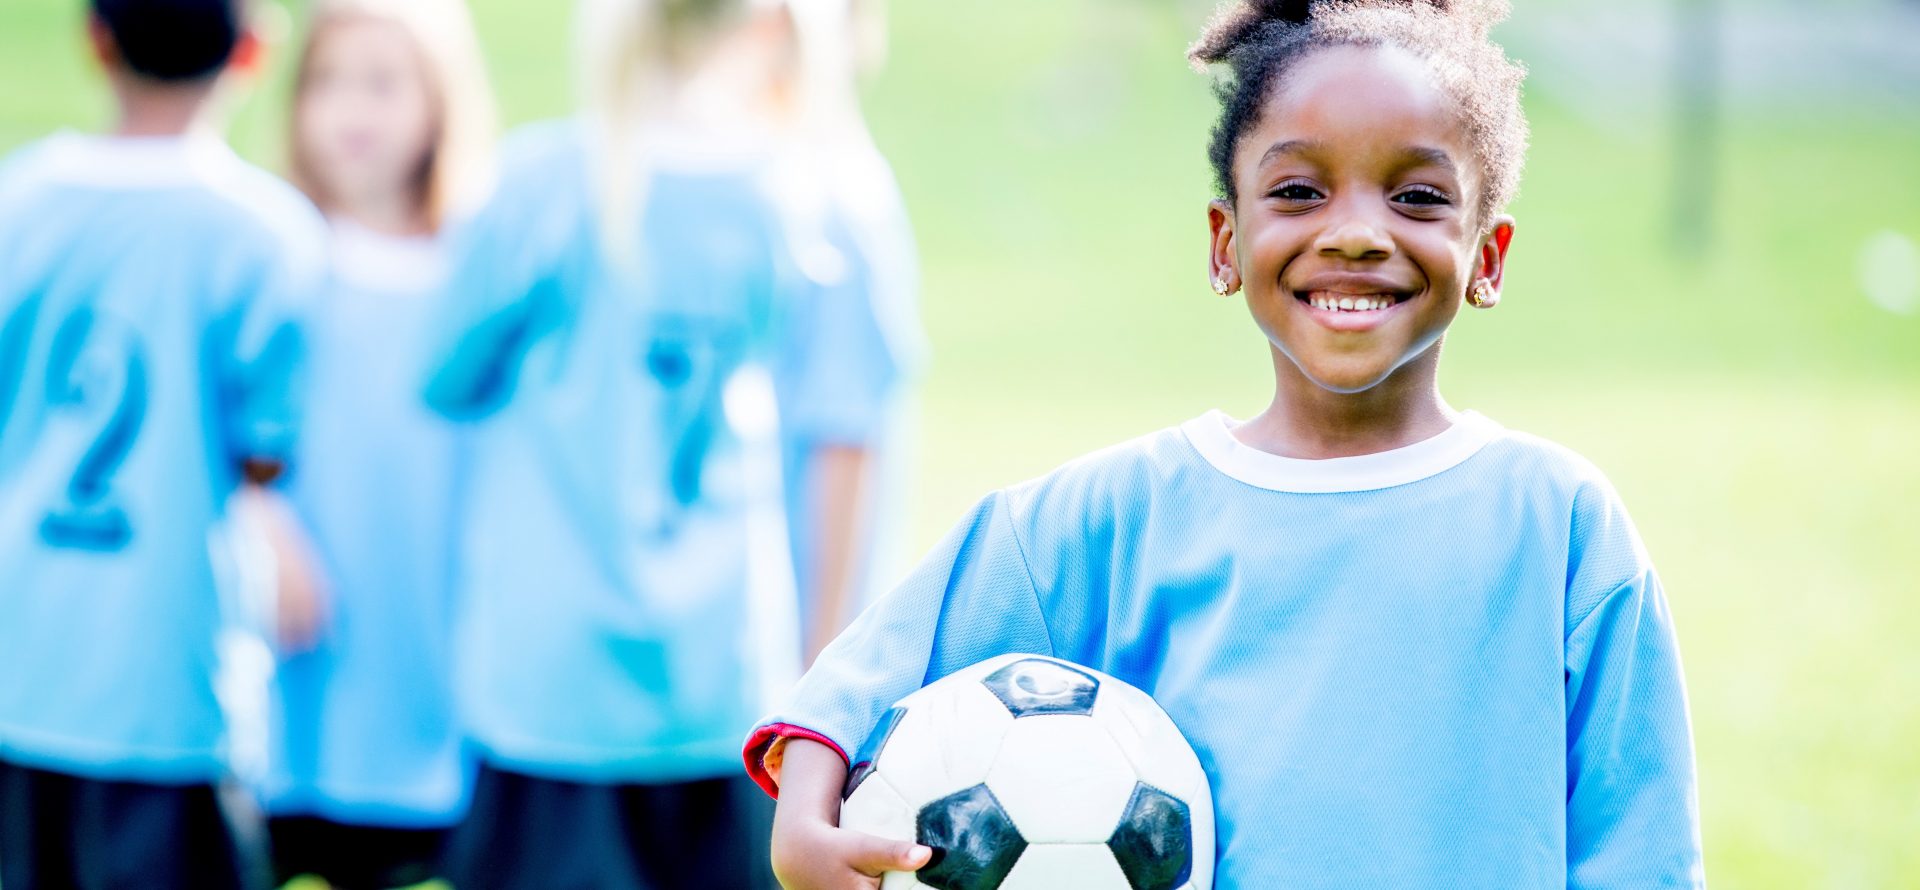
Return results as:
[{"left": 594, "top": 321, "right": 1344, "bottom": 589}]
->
[{"left": 1314, "top": 213, "right": 1394, "bottom": 261}]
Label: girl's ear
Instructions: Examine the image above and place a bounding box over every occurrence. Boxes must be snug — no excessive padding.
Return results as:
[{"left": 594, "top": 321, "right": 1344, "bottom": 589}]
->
[
  {"left": 229, "top": 28, "right": 265, "bottom": 77},
  {"left": 85, "top": 15, "right": 120, "bottom": 71},
  {"left": 1208, "top": 198, "right": 1240, "bottom": 296},
  {"left": 1477, "top": 215, "right": 1516, "bottom": 293}
]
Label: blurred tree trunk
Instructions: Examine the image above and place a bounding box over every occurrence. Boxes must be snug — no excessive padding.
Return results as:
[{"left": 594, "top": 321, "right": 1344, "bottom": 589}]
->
[{"left": 1672, "top": 0, "right": 1721, "bottom": 257}]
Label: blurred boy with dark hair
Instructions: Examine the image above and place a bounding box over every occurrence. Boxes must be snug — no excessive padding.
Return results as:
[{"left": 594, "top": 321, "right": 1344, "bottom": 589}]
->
[{"left": 0, "top": 1, "right": 324, "bottom": 886}]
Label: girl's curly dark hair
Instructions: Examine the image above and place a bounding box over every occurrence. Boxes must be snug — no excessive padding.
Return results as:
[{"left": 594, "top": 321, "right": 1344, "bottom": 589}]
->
[{"left": 1190, "top": 0, "right": 1528, "bottom": 228}]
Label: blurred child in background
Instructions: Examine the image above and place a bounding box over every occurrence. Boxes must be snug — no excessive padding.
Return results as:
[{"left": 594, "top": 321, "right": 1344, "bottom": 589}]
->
[
  {"left": 420, "top": 0, "right": 902, "bottom": 885},
  {"left": 0, "top": 0, "right": 323, "bottom": 887},
  {"left": 754, "top": 0, "right": 926, "bottom": 664},
  {"left": 254, "top": 0, "right": 495, "bottom": 887}
]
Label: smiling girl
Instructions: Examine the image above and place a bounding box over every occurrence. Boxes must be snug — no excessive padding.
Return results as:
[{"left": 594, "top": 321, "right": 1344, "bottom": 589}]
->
[{"left": 746, "top": 1, "right": 1705, "bottom": 887}]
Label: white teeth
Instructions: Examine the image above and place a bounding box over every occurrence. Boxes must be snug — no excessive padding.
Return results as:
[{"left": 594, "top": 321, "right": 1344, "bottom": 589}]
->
[{"left": 1308, "top": 294, "right": 1395, "bottom": 312}]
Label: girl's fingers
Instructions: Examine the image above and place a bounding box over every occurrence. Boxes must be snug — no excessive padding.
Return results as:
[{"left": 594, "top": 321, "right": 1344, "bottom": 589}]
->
[{"left": 845, "top": 833, "right": 932, "bottom": 877}]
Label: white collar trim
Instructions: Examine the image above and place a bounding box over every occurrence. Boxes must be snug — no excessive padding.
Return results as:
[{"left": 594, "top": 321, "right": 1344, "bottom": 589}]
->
[
  {"left": 33, "top": 131, "right": 239, "bottom": 189},
  {"left": 1181, "top": 409, "right": 1501, "bottom": 493},
  {"left": 328, "top": 218, "right": 445, "bottom": 294}
]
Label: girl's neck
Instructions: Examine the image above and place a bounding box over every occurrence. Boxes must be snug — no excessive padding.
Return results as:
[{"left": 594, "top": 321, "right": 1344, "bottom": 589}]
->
[
  {"left": 1237, "top": 346, "right": 1456, "bottom": 460},
  {"left": 332, "top": 192, "right": 431, "bottom": 238},
  {"left": 110, "top": 77, "right": 216, "bottom": 139}
]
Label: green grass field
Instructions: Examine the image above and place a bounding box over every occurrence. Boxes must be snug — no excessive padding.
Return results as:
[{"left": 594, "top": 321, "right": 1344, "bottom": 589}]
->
[{"left": 3, "top": 0, "right": 1917, "bottom": 886}]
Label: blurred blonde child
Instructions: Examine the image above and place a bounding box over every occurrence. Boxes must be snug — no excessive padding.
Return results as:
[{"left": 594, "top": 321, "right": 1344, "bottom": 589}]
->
[
  {"left": 750, "top": 0, "right": 927, "bottom": 665},
  {"left": 421, "top": 0, "right": 900, "bottom": 885},
  {"left": 258, "top": 1, "right": 494, "bottom": 887}
]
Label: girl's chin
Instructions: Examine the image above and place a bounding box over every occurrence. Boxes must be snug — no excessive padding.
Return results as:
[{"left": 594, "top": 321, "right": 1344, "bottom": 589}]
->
[{"left": 1291, "top": 357, "right": 1403, "bottom": 395}]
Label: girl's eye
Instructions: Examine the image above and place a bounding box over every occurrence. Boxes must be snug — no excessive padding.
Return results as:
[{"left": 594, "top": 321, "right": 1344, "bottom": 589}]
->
[
  {"left": 1392, "top": 186, "right": 1452, "bottom": 207},
  {"left": 1269, "top": 182, "right": 1324, "bottom": 202}
]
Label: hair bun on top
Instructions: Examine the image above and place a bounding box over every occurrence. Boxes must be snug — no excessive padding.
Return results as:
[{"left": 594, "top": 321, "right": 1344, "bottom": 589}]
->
[
  {"left": 1248, "top": 0, "right": 1314, "bottom": 24},
  {"left": 1191, "top": 0, "right": 1493, "bottom": 67}
]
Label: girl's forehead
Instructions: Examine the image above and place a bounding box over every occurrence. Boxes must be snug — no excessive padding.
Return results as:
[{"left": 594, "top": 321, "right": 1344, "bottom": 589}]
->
[{"left": 1243, "top": 44, "right": 1472, "bottom": 175}]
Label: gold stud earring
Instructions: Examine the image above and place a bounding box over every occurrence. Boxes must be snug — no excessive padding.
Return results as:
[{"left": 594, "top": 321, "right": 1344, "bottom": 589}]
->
[
  {"left": 1212, "top": 276, "right": 1231, "bottom": 296},
  {"left": 1466, "top": 280, "right": 1497, "bottom": 308}
]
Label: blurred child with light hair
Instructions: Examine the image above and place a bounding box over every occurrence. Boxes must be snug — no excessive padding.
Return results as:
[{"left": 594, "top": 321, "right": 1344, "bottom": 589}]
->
[
  {"left": 255, "top": 0, "right": 496, "bottom": 886},
  {"left": 751, "top": 0, "right": 928, "bottom": 665},
  {"left": 0, "top": 1, "right": 324, "bottom": 887},
  {"left": 420, "top": 0, "right": 904, "bottom": 885}
]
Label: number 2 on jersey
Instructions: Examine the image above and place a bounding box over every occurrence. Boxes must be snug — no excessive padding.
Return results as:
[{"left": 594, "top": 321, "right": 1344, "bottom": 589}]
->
[{"left": 0, "top": 298, "right": 148, "bottom": 551}]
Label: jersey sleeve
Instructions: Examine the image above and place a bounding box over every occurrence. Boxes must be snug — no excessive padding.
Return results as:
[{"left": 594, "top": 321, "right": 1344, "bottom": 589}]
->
[
  {"left": 743, "top": 489, "right": 1053, "bottom": 796},
  {"left": 210, "top": 232, "right": 323, "bottom": 470},
  {"left": 1563, "top": 482, "right": 1706, "bottom": 888},
  {"left": 770, "top": 222, "right": 912, "bottom": 448},
  {"left": 423, "top": 126, "right": 582, "bottom": 420}
]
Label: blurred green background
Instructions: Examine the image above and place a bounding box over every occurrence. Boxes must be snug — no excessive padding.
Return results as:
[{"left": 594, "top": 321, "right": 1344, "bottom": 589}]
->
[{"left": 2, "top": 0, "right": 1916, "bottom": 886}]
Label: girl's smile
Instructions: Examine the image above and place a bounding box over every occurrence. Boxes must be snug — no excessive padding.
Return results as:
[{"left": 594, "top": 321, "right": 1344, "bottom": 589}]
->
[{"left": 1293, "top": 271, "right": 1419, "bottom": 333}]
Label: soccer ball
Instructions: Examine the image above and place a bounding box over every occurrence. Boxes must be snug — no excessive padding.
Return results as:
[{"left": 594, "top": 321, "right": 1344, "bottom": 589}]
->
[{"left": 838, "top": 654, "right": 1214, "bottom": 890}]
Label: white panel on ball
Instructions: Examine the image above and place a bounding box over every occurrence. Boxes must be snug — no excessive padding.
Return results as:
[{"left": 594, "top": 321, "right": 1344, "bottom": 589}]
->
[
  {"left": 984, "top": 714, "right": 1136, "bottom": 844},
  {"left": 872, "top": 678, "right": 1015, "bottom": 805},
  {"left": 839, "top": 771, "right": 916, "bottom": 845},
  {"left": 996, "top": 843, "right": 1131, "bottom": 890},
  {"left": 878, "top": 871, "right": 926, "bottom": 890},
  {"left": 1091, "top": 681, "right": 1211, "bottom": 803}
]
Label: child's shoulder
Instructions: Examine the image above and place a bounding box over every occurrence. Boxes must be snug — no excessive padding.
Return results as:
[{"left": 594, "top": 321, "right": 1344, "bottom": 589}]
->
[
  {"left": 0, "top": 132, "right": 323, "bottom": 271},
  {"left": 1478, "top": 423, "right": 1623, "bottom": 501},
  {"left": 994, "top": 421, "right": 1208, "bottom": 520},
  {"left": 1480, "top": 423, "right": 1656, "bottom": 607},
  {"left": 497, "top": 119, "right": 591, "bottom": 175}
]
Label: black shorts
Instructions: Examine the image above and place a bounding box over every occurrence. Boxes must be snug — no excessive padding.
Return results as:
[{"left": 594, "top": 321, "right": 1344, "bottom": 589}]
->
[
  {"left": 268, "top": 815, "right": 449, "bottom": 890},
  {"left": 0, "top": 756, "right": 266, "bottom": 890},
  {"left": 443, "top": 762, "right": 777, "bottom": 890}
]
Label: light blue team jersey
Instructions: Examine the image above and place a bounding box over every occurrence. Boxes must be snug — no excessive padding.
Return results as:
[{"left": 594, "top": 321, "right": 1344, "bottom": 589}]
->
[
  {"left": 261, "top": 221, "right": 470, "bottom": 826},
  {"left": 752, "top": 411, "right": 1705, "bottom": 889},
  {"left": 768, "top": 144, "right": 926, "bottom": 631},
  {"left": 427, "top": 120, "right": 867, "bottom": 782},
  {"left": 0, "top": 133, "right": 322, "bottom": 782}
]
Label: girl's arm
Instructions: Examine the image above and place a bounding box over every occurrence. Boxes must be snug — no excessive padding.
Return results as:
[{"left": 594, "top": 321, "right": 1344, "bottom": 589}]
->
[
  {"left": 1564, "top": 567, "right": 1704, "bottom": 887},
  {"left": 803, "top": 443, "right": 875, "bottom": 665},
  {"left": 231, "top": 477, "right": 331, "bottom": 653},
  {"left": 770, "top": 738, "right": 931, "bottom": 890}
]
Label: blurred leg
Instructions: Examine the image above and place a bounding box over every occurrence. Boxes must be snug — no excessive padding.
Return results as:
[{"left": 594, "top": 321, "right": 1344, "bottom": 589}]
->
[
  {"left": 0, "top": 759, "right": 261, "bottom": 890},
  {"left": 442, "top": 761, "right": 643, "bottom": 890},
  {"left": 623, "top": 775, "right": 777, "bottom": 890},
  {"left": 269, "top": 816, "right": 449, "bottom": 890},
  {"left": 0, "top": 758, "right": 81, "bottom": 890}
]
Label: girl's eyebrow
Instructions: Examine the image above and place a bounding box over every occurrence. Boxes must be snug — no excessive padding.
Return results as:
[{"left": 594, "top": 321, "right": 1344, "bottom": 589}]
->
[
  {"left": 1399, "top": 145, "right": 1459, "bottom": 176},
  {"left": 1257, "top": 140, "right": 1459, "bottom": 178},
  {"left": 1258, "top": 139, "right": 1324, "bottom": 168}
]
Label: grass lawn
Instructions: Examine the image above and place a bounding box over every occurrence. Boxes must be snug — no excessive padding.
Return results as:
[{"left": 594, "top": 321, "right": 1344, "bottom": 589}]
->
[{"left": 4, "top": 0, "right": 1916, "bottom": 885}]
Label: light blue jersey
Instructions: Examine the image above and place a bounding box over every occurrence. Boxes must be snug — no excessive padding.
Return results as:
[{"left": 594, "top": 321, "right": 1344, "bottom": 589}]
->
[
  {"left": 426, "top": 121, "right": 833, "bottom": 782},
  {"left": 768, "top": 143, "right": 926, "bottom": 631},
  {"left": 261, "top": 221, "right": 470, "bottom": 826},
  {"left": 750, "top": 411, "right": 1705, "bottom": 889},
  {"left": 0, "top": 133, "right": 323, "bottom": 782}
]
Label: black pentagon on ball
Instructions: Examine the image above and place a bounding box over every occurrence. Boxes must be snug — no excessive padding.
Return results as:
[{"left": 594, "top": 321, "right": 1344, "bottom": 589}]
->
[
  {"left": 915, "top": 783, "right": 1027, "bottom": 890},
  {"left": 843, "top": 706, "right": 906, "bottom": 800},
  {"left": 1106, "top": 782, "right": 1193, "bottom": 890},
  {"left": 981, "top": 657, "right": 1100, "bottom": 718}
]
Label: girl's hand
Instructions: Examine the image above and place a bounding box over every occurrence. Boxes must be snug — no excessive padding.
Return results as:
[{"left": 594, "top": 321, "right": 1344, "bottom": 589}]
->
[
  {"left": 769, "top": 738, "right": 932, "bottom": 889},
  {"left": 271, "top": 520, "right": 330, "bottom": 654},
  {"left": 235, "top": 483, "right": 332, "bottom": 653}
]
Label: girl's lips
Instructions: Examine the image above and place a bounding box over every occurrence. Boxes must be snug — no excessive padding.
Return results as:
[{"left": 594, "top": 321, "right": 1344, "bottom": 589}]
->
[{"left": 1293, "top": 289, "right": 1415, "bottom": 332}]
